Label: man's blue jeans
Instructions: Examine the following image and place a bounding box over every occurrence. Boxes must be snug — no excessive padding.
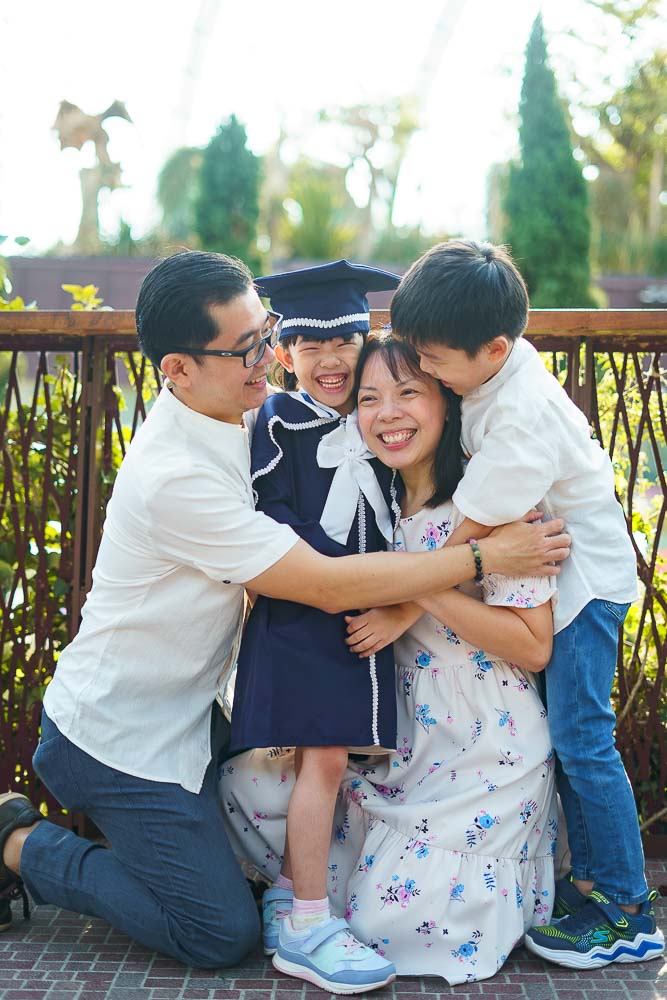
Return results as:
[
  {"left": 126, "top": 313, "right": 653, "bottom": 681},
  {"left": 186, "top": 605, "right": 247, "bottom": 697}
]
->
[
  {"left": 21, "top": 712, "right": 260, "bottom": 967},
  {"left": 546, "top": 599, "right": 648, "bottom": 905}
]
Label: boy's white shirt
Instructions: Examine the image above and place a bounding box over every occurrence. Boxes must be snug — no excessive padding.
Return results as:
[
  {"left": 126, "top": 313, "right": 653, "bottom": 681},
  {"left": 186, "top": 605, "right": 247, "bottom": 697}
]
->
[{"left": 453, "top": 337, "right": 637, "bottom": 633}]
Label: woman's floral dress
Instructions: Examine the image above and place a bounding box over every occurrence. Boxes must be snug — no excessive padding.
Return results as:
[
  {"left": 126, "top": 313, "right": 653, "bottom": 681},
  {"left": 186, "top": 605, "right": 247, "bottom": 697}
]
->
[{"left": 220, "top": 501, "right": 558, "bottom": 985}]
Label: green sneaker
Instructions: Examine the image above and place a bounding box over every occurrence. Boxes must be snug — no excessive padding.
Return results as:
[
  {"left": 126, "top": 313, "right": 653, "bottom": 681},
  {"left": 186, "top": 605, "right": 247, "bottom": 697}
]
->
[{"left": 525, "top": 888, "right": 665, "bottom": 969}]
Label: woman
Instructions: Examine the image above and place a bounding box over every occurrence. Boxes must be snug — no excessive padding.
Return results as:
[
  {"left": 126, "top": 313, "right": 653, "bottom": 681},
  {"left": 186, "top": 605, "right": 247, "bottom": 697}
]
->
[{"left": 221, "top": 334, "right": 558, "bottom": 986}]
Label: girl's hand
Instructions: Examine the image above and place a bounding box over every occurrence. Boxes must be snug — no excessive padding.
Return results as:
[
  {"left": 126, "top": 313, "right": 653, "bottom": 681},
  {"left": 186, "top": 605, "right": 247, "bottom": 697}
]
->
[{"left": 345, "top": 603, "right": 422, "bottom": 657}]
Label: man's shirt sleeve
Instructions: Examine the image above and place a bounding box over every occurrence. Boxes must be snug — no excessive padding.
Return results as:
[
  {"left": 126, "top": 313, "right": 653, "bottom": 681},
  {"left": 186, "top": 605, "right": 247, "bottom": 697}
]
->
[{"left": 146, "top": 466, "right": 299, "bottom": 585}]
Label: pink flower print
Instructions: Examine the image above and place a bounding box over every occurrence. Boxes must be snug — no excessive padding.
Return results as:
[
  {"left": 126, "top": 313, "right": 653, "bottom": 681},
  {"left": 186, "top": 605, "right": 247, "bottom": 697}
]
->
[
  {"left": 251, "top": 776, "right": 259, "bottom": 785},
  {"left": 279, "top": 773, "right": 287, "bottom": 784},
  {"left": 252, "top": 810, "right": 267, "bottom": 828},
  {"left": 425, "top": 523, "right": 439, "bottom": 540}
]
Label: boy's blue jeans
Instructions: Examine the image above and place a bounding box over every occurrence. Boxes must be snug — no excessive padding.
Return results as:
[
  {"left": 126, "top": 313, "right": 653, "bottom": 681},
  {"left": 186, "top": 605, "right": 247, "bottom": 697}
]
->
[
  {"left": 21, "top": 712, "right": 260, "bottom": 967},
  {"left": 546, "top": 599, "right": 648, "bottom": 905}
]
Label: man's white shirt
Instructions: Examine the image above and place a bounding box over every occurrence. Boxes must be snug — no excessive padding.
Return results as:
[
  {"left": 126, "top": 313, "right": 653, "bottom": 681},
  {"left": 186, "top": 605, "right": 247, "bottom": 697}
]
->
[
  {"left": 44, "top": 386, "right": 298, "bottom": 792},
  {"left": 453, "top": 337, "right": 637, "bottom": 632}
]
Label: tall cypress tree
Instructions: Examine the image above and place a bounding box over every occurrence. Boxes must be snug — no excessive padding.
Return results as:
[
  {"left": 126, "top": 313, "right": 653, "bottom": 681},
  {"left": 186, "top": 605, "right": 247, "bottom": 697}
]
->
[
  {"left": 504, "top": 15, "right": 595, "bottom": 306},
  {"left": 194, "top": 115, "right": 261, "bottom": 272}
]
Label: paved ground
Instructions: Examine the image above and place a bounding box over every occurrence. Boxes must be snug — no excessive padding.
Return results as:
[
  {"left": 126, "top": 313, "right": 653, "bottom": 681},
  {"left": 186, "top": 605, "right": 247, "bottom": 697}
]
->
[{"left": 1, "top": 860, "right": 665, "bottom": 1000}]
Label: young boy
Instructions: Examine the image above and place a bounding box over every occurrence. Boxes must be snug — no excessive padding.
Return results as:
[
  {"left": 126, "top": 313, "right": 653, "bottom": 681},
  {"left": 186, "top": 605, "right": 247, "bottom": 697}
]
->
[{"left": 390, "top": 239, "right": 664, "bottom": 970}]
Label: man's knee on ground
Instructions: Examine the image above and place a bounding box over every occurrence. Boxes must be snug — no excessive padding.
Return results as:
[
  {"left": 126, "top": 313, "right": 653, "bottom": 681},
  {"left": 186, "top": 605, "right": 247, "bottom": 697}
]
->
[{"left": 172, "top": 897, "right": 260, "bottom": 968}]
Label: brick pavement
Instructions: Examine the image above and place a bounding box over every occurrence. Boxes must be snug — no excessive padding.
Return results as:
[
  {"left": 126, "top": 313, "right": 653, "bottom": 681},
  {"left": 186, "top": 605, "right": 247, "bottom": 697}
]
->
[{"left": 0, "top": 860, "right": 665, "bottom": 1000}]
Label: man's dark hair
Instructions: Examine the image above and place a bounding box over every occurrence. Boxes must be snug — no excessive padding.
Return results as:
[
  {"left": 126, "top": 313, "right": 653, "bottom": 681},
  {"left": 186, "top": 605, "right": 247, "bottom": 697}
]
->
[
  {"left": 391, "top": 239, "right": 529, "bottom": 357},
  {"left": 136, "top": 251, "right": 254, "bottom": 367},
  {"left": 353, "top": 332, "right": 463, "bottom": 507}
]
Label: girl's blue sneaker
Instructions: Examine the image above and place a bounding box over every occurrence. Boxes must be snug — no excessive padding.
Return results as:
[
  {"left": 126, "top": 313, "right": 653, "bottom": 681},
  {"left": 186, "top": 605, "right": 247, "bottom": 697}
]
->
[
  {"left": 273, "top": 915, "right": 396, "bottom": 994},
  {"left": 525, "top": 889, "right": 665, "bottom": 969},
  {"left": 262, "top": 885, "right": 294, "bottom": 956}
]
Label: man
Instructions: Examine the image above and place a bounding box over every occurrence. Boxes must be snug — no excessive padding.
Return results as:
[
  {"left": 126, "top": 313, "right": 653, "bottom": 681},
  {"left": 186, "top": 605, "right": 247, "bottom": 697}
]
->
[{"left": 0, "top": 251, "right": 569, "bottom": 968}]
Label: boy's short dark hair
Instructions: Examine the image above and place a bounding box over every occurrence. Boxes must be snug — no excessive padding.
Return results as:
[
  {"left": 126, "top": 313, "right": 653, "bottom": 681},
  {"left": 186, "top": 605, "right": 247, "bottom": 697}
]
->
[
  {"left": 136, "top": 251, "right": 254, "bottom": 368},
  {"left": 391, "top": 239, "right": 529, "bottom": 357}
]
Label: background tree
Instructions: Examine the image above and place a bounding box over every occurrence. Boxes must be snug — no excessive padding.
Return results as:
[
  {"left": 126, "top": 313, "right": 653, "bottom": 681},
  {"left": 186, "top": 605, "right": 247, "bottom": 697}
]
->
[
  {"left": 194, "top": 115, "right": 262, "bottom": 271},
  {"left": 156, "top": 146, "right": 203, "bottom": 246},
  {"left": 504, "top": 14, "right": 595, "bottom": 306},
  {"left": 584, "top": 49, "right": 666, "bottom": 273},
  {"left": 280, "top": 159, "right": 357, "bottom": 261},
  {"left": 317, "top": 99, "right": 420, "bottom": 258}
]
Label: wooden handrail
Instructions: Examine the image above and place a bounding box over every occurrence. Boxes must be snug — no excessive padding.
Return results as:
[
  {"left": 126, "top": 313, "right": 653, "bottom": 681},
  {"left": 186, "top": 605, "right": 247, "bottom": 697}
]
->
[{"left": 0, "top": 309, "right": 666, "bottom": 339}]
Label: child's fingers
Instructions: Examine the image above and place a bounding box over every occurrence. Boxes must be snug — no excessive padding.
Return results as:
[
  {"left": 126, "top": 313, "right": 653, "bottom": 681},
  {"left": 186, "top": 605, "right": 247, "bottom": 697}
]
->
[
  {"left": 346, "top": 628, "right": 376, "bottom": 651},
  {"left": 345, "top": 615, "right": 368, "bottom": 634}
]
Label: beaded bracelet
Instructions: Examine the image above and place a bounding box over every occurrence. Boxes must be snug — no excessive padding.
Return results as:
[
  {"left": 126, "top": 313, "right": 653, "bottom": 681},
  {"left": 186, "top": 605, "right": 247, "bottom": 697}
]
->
[{"left": 467, "top": 537, "right": 484, "bottom": 584}]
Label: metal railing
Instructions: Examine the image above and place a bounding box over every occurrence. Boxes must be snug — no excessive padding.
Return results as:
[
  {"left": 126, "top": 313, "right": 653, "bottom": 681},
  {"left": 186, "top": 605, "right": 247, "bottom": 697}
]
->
[{"left": 1, "top": 309, "right": 666, "bottom": 851}]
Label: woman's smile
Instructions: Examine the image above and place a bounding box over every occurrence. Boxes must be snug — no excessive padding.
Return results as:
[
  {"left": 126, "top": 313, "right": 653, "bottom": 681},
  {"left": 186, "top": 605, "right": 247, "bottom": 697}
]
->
[{"left": 376, "top": 427, "right": 418, "bottom": 450}]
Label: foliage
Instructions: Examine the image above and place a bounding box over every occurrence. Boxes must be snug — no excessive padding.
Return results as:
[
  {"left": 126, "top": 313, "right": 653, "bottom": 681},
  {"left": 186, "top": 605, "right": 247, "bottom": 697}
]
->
[
  {"left": 0, "top": 237, "right": 35, "bottom": 310},
  {"left": 194, "top": 115, "right": 262, "bottom": 272},
  {"left": 504, "top": 15, "right": 596, "bottom": 306},
  {"left": 584, "top": 49, "right": 667, "bottom": 273},
  {"left": 317, "top": 99, "right": 420, "bottom": 257},
  {"left": 61, "top": 284, "right": 105, "bottom": 310},
  {"left": 280, "top": 159, "right": 357, "bottom": 260},
  {"left": 372, "top": 225, "right": 450, "bottom": 268},
  {"left": 156, "top": 146, "right": 203, "bottom": 246}
]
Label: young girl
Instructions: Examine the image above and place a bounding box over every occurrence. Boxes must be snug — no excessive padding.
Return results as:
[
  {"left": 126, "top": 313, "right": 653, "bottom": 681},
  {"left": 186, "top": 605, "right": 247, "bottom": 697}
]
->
[
  {"left": 229, "top": 261, "right": 401, "bottom": 994},
  {"left": 223, "top": 333, "right": 559, "bottom": 986}
]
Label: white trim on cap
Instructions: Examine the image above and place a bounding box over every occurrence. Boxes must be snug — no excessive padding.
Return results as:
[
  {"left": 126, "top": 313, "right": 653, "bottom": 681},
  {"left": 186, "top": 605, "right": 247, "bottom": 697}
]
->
[{"left": 282, "top": 312, "right": 370, "bottom": 330}]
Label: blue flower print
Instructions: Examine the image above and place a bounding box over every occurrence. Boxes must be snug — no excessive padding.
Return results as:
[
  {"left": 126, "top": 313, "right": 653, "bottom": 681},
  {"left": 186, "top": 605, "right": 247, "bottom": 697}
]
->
[
  {"left": 415, "top": 649, "right": 432, "bottom": 668},
  {"left": 415, "top": 844, "right": 430, "bottom": 859},
  {"left": 466, "top": 810, "right": 500, "bottom": 847},
  {"left": 449, "top": 876, "right": 465, "bottom": 902},
  {"left": 357, "top": 854, "right": 375, "bottom": 873},
  {"left": 451, "top": 930, "right": 482, "bottom": 964},
  {"left": 415, "top": 703, "right": 437, "bottom": 733},
  {"left": 519, "top": 798, "right": 538, "bottom": 825},
  {"left": 436, "top": 623, "right": 460, "bottom": 644},
  {"left": 495, "top": 709, "right": 517, "bottom": 737},
  {"left": 468, "top": 648, "right": 494, "bottom": 679}
]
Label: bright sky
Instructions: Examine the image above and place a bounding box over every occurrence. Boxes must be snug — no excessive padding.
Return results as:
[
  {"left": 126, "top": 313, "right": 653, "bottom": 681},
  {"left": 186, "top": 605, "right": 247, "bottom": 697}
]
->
[{"left": 1, "top": 0, "right": 662, "bottom": 254}]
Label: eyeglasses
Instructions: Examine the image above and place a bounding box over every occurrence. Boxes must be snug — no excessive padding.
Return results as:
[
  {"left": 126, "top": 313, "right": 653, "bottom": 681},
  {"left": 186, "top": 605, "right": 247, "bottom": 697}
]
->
[{"left": 164, "top": 311, "right": 283, "bottom": 368}]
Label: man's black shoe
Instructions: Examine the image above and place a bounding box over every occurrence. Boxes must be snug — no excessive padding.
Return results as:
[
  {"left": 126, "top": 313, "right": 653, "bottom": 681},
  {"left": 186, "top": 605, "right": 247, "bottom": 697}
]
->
[{"left": 0, "top": 792, "right": 42, "bottom": 930}]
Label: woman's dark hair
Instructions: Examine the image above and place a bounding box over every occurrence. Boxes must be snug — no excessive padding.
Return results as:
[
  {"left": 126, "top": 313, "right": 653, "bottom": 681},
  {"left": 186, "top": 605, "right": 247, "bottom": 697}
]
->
[
  {"left": 136, "top": 250, "right": 254, "bottom": 368},
  {"left": 391, "top": 239, "right": 529, "bottom": 358},
  {"left": 270, "top": 331, "right": 365, "bottom": 392},
  {"left": 354, "top": 332, "right": 463, "bottom": 506}
]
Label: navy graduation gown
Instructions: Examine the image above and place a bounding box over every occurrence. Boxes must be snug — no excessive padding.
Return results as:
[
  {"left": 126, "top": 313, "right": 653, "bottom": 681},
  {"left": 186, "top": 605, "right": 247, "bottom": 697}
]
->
[{"left": 230, "top": 392, "right": 398, "bottom": 751}]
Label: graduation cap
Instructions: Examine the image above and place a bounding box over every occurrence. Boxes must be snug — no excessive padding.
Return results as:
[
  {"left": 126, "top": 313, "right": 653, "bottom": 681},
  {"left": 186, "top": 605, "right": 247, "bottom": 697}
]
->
[{"left": 255, "top": 259, "right": 400, "bottom": 341}]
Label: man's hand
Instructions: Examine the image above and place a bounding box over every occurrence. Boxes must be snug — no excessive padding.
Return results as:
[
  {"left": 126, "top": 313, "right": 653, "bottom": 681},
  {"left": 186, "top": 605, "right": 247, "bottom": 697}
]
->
[
  {"left": 345, "top": 603, "right": 422, "bottom": 657},
  {"left": 479, "top": 518, "right": 570, "bottom": 577}
]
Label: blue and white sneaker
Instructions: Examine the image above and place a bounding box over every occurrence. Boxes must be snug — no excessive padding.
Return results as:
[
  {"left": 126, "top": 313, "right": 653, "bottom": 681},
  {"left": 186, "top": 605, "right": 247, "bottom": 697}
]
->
[
  {"left": 273, "top": 915, "right": 396, "bottom": 994},
  {"left": 262, "top": 885, "right": 294, "bottom": 956},
  {"left": 525, "top": 888, "right": 665, "bottom": 969}
]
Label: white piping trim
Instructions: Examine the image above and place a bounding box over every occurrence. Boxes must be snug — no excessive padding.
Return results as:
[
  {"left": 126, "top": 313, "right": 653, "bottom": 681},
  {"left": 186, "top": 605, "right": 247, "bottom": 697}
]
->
[
  {"left": 389, "top": 469, "right": 401, "bottom": 532},
  {"left": 282, "top": 312, "right": 369, "bottom": 330},
  {"left": 357, "top": 491, "right": 380, "bottom": 746},
  {"left": 251, "top": 411, "right": 339, "bottom": 503}
]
